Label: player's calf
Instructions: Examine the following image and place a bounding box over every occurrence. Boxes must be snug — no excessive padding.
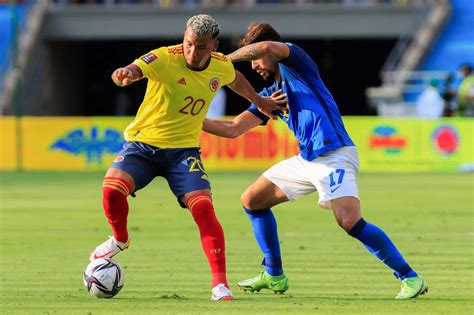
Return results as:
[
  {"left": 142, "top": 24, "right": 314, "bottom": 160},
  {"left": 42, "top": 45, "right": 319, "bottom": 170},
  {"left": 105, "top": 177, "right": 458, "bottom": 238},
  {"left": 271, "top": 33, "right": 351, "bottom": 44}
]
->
[
  {"left": 102, "top": 177, "right": 132, "bottom": 243},
  {"left": 187, "top": 193, "right": 229, "bottom": 288}
]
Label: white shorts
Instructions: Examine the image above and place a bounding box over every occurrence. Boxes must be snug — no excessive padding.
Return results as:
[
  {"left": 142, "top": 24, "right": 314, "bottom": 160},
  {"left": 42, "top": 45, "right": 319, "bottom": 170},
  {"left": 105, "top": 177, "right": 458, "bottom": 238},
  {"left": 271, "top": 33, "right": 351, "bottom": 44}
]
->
[{"left": 263, "top": 146, "right": 360, "bottom": 209}]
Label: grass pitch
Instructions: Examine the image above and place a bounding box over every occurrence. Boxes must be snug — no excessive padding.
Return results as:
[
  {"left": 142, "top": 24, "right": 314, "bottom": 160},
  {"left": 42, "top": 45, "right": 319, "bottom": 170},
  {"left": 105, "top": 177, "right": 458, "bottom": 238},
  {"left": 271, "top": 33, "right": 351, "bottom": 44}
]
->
[{"left": 0, "top": 171, "right": 473, "bottom": 314}]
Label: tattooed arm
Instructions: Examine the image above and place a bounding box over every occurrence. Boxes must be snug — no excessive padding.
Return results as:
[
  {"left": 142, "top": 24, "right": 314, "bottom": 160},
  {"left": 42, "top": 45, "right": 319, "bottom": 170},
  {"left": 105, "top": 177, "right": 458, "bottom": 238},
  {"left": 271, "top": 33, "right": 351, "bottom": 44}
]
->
[{"left": 227, "top": 41, "right": 290, "bottom": 62}]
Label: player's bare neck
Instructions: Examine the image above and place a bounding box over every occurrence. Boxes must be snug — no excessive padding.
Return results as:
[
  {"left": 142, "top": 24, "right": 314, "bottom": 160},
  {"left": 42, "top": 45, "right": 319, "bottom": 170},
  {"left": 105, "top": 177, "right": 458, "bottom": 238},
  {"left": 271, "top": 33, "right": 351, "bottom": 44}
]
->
[
  {"left": 186, "top": 58, "right": 211, "bottom": 72},
  {"left": 275, "top": 69, "right": 281, "bottom": 83}
]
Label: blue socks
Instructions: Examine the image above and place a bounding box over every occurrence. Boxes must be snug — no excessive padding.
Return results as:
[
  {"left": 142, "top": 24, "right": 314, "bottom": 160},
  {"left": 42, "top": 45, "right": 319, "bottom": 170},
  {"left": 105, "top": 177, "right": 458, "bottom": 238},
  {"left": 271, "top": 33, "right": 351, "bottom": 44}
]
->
[
  {"left": 244, "top": 208, "right": 416, "bottom": 279},
  {"left": 349, "top": 218, "right": 417, "bottom": 279},
  {"left": 244, "top": 207, "right": 283, "bottom": 276}
]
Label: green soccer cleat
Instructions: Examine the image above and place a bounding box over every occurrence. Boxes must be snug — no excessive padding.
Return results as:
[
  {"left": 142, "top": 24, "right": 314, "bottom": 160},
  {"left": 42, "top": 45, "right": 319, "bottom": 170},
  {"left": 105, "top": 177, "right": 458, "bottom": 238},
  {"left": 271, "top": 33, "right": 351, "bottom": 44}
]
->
[
  {"left": 395, "top": 276, "right": 428, "bottom": 299},
  {"left": 237, "top": 270, "right": 289, "bottom": 294}
]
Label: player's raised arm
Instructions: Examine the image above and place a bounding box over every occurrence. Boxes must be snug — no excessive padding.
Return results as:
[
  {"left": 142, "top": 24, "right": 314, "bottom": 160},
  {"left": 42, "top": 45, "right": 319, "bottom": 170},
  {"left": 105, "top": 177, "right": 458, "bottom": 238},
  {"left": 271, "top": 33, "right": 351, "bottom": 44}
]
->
[
  {"left": 111, "top": 65, "right": 143, "bottom": 87},
  {"left": 227, "top": 41, "right": 290, "bottom": 63},
  {"left": 227, "top": 71, "right": 285, "bottom": 119}
]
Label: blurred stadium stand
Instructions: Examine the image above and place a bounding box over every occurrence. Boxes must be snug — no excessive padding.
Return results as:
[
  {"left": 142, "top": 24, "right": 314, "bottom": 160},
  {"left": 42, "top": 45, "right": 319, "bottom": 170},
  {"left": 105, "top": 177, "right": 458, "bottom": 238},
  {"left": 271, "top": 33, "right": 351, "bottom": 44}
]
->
[
  {"left": 367, "top": 0, "right": 474, "bottom": 116},
  {"left": 0, "top": 2, "right": 30, "bottom": 97},
  {"left": 0, "top": 0, "right": 46, "bottom": 114},
  {"left": 422, "top": 0, "right": 474, "bottom": 71},
  {"left": 2, "top": 0, "right": 472, "bottom": 117}
]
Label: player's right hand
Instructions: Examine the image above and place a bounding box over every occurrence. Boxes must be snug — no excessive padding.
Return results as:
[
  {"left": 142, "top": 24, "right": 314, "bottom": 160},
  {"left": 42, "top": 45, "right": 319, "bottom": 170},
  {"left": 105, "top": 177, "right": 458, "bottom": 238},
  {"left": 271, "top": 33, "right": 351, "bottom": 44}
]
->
[
  {"left": 257, "top": 89, "right": 287, "bottom": 119},
  {"left": 269, "top": 89, "right": 287, "bottom": 105},
  {"left": 112, "top": 67, "right": 134, "bottom": 87}
]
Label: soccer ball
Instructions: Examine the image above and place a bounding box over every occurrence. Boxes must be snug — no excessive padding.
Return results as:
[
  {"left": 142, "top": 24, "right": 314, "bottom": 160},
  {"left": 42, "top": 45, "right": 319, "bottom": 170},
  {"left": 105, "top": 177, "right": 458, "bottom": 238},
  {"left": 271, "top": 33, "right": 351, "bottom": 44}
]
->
[{"left": 83, "top": 258, "right": 124, "bottom": 298}]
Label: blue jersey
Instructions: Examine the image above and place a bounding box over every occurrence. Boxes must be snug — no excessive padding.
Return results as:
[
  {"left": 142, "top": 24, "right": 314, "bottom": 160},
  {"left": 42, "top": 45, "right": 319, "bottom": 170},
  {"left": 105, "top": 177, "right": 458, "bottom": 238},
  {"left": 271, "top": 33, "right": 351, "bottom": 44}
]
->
[{"left": 248, "top": 43, "right": 355, "bottom": 161}]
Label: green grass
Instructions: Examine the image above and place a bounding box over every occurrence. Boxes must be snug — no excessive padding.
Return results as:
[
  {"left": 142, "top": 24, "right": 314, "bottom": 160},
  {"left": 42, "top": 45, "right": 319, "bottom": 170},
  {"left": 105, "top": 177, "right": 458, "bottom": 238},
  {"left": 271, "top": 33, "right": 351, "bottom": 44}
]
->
[{"left": 0, "top": 171, "right": 473, "bottom": 314}]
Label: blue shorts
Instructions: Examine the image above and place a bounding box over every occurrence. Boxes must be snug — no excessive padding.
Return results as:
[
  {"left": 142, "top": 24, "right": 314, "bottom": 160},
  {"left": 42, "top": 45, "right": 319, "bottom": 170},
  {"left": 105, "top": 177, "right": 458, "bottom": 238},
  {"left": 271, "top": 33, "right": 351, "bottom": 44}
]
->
[{"left": 110, "top": 141, "right": 211, "bottom": 206}]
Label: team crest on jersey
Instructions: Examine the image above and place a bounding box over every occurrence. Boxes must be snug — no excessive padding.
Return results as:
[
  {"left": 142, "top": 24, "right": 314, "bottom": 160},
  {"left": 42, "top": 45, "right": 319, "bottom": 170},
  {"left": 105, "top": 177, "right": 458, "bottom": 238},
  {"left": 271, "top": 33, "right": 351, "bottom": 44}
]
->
[
  {"left": 114, "top": 155, "right": 125, "bottom": 163},
  {"left": 209, "top": 77, "right": 220, "bottom": 92},
  {"left": 141, "top": 53, "right": 157, "bottom": 64}
]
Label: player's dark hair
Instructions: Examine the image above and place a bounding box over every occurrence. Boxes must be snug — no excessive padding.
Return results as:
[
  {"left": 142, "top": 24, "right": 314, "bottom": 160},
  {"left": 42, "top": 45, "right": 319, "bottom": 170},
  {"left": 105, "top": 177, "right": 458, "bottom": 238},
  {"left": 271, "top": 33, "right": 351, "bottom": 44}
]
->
[
  {"left": 459, "top": 63, "right": 472, "bottom": 75},
  {"left": 240, "top": 22, "right": 282, "bottom": 47}
]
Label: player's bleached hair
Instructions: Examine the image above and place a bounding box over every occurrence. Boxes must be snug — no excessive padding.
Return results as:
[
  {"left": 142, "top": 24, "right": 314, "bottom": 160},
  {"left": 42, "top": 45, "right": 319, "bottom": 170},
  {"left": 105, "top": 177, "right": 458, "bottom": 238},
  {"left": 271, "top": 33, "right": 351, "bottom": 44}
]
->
[{"left": 186, "top": 14, "right": 220, "bottom": 39}]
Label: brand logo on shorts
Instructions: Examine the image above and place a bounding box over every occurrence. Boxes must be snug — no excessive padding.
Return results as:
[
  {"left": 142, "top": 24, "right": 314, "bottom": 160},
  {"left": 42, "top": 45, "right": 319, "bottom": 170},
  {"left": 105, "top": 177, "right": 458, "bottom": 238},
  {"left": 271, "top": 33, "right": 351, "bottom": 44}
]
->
[
  {"left": 209, "top": 77, "right": 220, "bottom": 92},
  {"left": 330, "top": 185, "right": 342, "bottom": 193},
  {"left": 114, "top": 156, "right": 124, "bottom": 163}
]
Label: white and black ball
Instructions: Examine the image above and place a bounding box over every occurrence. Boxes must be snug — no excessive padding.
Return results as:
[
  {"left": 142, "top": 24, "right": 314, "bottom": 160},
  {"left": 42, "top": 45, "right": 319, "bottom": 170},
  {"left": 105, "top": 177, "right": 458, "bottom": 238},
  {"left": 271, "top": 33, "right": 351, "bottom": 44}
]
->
[{"left": 83, "top": 258, "right": 124, "bottom": 298}]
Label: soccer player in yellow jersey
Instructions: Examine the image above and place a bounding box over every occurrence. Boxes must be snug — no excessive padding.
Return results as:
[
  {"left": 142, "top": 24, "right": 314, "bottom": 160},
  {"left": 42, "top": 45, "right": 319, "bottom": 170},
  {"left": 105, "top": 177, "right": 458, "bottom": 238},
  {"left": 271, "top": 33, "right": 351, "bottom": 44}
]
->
[{"left": 89, "top": 14, "right": 284, "bottom": 301}]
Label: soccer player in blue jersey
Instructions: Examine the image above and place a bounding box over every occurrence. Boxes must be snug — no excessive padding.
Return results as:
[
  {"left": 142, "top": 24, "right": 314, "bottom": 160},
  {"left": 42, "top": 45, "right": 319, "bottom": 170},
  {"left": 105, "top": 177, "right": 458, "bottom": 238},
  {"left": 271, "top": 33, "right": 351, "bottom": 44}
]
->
[{"left": 203, "top": 22, "right": 428, "bottom": 299}]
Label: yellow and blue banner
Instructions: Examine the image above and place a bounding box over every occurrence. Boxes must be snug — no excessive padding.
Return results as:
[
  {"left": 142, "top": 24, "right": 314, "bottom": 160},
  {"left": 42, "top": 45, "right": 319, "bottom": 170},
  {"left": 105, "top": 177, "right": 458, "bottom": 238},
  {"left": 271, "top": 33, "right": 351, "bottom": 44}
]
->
[
  {"left": 346, "top": 117, "right": 473, "bottom": 173},
  {"left": 0, "top": 116, "right": 472, "bottom": 172}
]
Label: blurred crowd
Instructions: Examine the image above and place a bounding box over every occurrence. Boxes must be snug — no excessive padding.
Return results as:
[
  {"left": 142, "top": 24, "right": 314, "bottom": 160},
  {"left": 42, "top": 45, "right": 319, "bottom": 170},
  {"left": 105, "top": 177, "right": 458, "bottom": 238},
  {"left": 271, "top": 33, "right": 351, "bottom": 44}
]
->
[{"left": 416, "top": 64, "right": 474, "bottom": 118}]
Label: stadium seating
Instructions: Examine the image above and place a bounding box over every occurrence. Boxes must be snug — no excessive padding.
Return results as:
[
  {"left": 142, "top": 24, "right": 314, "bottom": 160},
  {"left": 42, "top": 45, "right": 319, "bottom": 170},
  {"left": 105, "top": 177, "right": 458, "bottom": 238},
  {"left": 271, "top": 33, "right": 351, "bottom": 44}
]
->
[
  {"left": 422, "top": 0, "right": 474, "bottom": 71},
  {"left": 0, "top": 4, "right": 29, "bottom": 96},
  {"left": 402, "top": 0, "right": 474, "bottom": 105}
]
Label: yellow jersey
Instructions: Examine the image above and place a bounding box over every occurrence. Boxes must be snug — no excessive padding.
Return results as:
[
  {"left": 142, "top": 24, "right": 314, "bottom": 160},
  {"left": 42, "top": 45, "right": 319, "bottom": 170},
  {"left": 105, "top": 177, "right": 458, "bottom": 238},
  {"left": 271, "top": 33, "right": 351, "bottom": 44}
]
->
[{"left": 124, "top": 44, "right": 236, "bottom": 148}]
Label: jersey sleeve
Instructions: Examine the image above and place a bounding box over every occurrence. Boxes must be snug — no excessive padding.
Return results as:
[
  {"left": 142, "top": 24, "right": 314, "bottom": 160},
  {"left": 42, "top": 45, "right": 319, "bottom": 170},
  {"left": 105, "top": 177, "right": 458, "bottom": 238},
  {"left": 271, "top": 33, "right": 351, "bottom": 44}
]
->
[
  {"left": 246, "top": 89, "right": 271, "bottom": 125},
  {"left": 133, "top": 47, "right": 169, "bottom": 81},
  {"left": 219, "top": 56, "right": 237, "bottom": 86},
  {"left": 281, "top": 42, "right": 320, "bottom": 79}
]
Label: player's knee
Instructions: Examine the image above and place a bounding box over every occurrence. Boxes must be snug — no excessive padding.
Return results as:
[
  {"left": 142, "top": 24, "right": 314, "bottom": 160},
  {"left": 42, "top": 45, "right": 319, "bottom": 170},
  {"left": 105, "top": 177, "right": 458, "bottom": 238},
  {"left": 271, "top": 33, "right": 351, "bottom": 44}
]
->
[
  {"left": 102, "top": 177, "right": 132, "bottom": 201},
  {"left": 188, "top": 194, "right": 216, "bottom": 220},
  {"left": 333, "top": 209, "right": 360, "bottom": 232},
  {"left": 332, "top": 197, "right": 361, "bottom": 232},
  {"left": 335, "top": 213, "right": 360, "bottom": 232},
  {"left": 241, "top": 189, "right": 258, "bottom": 210},
  {"left": 103, "top": 186, "right": 126, "bottom": 202}
]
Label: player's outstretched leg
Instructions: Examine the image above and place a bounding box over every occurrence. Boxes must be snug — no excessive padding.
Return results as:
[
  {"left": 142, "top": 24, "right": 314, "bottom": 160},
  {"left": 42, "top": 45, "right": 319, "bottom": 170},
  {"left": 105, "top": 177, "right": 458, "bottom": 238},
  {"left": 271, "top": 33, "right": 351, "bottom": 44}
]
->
[
  {"left": 187, "top": 193, "right": 233, "bottom": 301},
  {"left": 90, "top": 177, "right": 132, "bottom": 261},
  {"left": 238, "top": 207, "right": 289, "bottom": 294},
  {"left": 332, "top": 197, "right": 427, "bottom": 299},
  {"left": 348, "top": 218, "right": 428, "bottom": 299}
]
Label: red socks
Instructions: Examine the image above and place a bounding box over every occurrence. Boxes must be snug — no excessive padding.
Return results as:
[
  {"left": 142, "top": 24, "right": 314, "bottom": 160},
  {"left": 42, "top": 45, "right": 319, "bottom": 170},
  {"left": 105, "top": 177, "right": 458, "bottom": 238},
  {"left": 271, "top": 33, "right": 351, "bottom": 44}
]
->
[
  {"left": 188, "top": 194, "right": 228, "bottom": 288},
  {"left": 101, "top": 182, "right": 227, "bottom": 288},
  {"left": 102, "top": 177, "right": 132, "bottom": 243}
]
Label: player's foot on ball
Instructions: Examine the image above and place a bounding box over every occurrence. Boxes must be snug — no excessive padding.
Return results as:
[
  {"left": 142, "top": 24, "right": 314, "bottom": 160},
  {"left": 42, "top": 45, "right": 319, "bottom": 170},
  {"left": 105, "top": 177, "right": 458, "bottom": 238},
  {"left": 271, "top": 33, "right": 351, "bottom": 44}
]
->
[
  {"left": 395, "top": 276, "right": 428, "bottom": 299},
  {"left": 90, "top": 236, "right": 130, "bottom": 262},
  {"left": 238, "top": 270, "right": 289, "bottom": 294},
  {"left": 210, "top": 283, "right": 233, "bottom": 301}
]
